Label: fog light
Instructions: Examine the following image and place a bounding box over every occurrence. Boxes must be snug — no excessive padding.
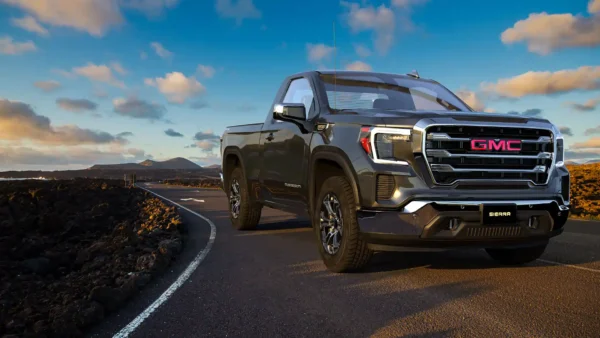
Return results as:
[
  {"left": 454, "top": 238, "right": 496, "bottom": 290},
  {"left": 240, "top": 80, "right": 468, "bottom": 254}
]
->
[
  {"left": 528, "top": 216, "right": 539, "bottom": 229},
  {"left": 448, "top": 218, "right": 460, "bottom": 231}
]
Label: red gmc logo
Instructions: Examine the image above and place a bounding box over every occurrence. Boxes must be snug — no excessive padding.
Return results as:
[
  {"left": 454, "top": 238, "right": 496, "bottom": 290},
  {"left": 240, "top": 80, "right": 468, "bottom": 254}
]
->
[{"left": 471, "top": 139, "right": 521, "bottom": 151}]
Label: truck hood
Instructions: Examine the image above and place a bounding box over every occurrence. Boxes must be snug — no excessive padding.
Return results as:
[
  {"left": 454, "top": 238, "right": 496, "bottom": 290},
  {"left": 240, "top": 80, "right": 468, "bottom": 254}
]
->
[{"left": 342, "top": 109, "right": 553, "bottom": 128}]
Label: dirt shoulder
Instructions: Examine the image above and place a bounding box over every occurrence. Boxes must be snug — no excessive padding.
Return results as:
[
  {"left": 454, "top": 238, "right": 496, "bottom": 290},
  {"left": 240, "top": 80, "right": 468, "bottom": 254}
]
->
[
  {"left": 163, "top": 178, "right": 221, "bottom": 189},
  {"left": 0, "top": 179, "right": 185, "bottom": 338}
]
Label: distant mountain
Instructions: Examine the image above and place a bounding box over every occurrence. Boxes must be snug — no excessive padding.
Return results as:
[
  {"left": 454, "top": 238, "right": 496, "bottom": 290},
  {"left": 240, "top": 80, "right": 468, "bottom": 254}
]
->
[
  {"left": 586, "top": 159, "right": 600, "bottom": 164},
  {"left": 206, "top": 164, "right": 221, "bottom": 169},
  {"left": 89, "top": 157, "right": 202, "bottom": 170}
]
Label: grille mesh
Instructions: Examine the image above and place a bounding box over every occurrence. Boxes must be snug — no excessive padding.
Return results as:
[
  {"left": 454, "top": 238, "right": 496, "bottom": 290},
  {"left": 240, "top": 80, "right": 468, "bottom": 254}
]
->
[
  {"left": 425, "top": 126, "right": 554, "bottom": 185},
  {"left": 466, "top": 227, "right": 522, "bottom": 238}
]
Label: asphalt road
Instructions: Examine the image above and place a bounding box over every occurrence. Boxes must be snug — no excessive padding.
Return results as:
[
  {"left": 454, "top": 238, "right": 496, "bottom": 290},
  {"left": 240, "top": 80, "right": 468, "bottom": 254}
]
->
[{"left": 92, "top": 183, "right": 600, "bottom": 338}]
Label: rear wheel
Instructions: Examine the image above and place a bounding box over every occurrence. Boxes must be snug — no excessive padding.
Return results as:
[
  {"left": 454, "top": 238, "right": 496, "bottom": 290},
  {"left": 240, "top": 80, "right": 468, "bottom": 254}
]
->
[
  {"left": 228, "top": 167, "right": 261, "bottom": 230},
  {"left": 313, "top": 176, "right": 372, "bottom": 273},
  {"left": 486, "top": 243, "right": 547, "bottom": 265}
]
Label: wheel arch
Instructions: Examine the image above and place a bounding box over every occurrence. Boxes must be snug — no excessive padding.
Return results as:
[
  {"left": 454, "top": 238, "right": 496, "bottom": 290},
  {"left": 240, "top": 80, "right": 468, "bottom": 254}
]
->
[
  {"left": 309, "top": 146, "right": 361, "bottom": 216},
  {"left": 222, "top": 146, "right": 246, "bottom": 190}
]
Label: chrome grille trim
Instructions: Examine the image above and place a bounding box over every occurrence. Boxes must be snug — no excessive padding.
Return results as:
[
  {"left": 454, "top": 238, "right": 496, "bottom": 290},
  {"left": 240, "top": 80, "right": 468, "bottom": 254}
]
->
[
  {"left": 430, "top": 164, "right": 547, "bottom": 173},
  {"left": 427, "top": 133, "right": 552, "bottom": 144},
  {"left": 415, "top": 121, "right": 556, "bottom": 186},
  {"left": 426, "top": 149, "right": 552, "bottom": 160}
]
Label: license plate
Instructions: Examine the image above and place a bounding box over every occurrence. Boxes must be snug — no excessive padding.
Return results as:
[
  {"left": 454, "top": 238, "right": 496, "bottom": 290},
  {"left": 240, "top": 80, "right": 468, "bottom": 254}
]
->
[{"left": 480, "top": 203, "right": 517, "bottom": 225}]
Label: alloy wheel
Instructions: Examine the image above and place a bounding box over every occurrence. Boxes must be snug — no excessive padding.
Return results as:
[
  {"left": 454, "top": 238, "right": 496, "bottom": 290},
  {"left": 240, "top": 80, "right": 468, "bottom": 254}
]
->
[
  {"left": 229, "top": 179, "right": 241, "bottom": 218},
  {"left": 319, "top": 193, "right": 343, "bottom": 255}
]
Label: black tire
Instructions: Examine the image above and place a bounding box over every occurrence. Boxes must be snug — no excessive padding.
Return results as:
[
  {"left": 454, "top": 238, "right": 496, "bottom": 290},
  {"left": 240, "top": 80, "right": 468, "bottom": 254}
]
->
[
  {"left": 485, "top": 243, "right": 547, "bottom": 265},
  {"left": 228, "top": 167, "right": 261, "bottom": 230},
  {"left": 313, "top": 176, "right": 372, "bottom": 273}
]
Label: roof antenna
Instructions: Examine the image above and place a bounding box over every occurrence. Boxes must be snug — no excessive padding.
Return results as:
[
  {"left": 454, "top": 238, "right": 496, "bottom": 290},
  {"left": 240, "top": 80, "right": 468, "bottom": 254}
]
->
[
  {"left": 333, "top": 21, "right": 337, "bottom": 111},
  {"left": 407, "top": 70, "right": 420, "bottom": 79}
]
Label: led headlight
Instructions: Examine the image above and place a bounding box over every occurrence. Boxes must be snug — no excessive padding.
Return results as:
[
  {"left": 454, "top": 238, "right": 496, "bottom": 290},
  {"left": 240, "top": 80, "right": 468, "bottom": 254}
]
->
[
  {"left": 359, "top": 127, "right": 412, "bottom": 165},
  {"left": 556, "top": 137, "right": 564, "bottom": 166}
]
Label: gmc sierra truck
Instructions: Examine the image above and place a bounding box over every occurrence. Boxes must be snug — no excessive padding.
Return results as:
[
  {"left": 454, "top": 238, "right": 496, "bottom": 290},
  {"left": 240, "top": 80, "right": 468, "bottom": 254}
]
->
[{"left": 219, "top": 70, "right": 570, "bottom": 273}]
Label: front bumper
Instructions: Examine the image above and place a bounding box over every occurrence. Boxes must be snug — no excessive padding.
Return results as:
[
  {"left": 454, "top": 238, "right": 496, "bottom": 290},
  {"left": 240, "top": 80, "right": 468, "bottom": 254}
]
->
[{"left": 357, "top": 199, "right": 568, "bottom": 250}]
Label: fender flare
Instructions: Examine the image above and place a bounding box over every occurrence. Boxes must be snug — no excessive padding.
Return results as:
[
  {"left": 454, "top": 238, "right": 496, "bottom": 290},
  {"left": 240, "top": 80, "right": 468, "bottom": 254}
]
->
[
  {"left": 222, "top": 146, "right": 247, "bottom": 188},
  {"left": 309, "top": 147, "right": 361, "bottom": 214}
]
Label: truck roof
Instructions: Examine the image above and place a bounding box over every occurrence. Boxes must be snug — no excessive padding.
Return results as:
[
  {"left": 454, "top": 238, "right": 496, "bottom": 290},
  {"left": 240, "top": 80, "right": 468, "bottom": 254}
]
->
[{"left": 288, "top": 70, "right": 437, "bottom": 83}]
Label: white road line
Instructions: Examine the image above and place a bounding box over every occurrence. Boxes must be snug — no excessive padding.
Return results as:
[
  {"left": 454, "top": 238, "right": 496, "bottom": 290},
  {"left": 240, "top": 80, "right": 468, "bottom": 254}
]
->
[
  {"left": 113, "top": 185, "right": 216, "bottom": 338},
  {"left": 181, "top": 198, "right": 205, "bottom": 203},
  {"left": 537, "top": 259, "right": 600, "bottom": 274}
]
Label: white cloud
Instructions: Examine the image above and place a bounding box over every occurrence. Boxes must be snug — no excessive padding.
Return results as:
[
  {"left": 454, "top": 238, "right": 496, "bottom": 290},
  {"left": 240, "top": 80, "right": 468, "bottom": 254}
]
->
[
  {"left": 51, "top": 68, "right": 77, "bottom": 79},
  {"left": 73, "top": 62, "right": 126, "bottom": 88},
  {"left": 56, "top": 98, "right": 98, "bottom": 113},
  {"left": 10, "top": 15, "right": 49, "bottom": 36},
  {"left": 112, "top": 96, "right": 167, "bottom": 120},
  {"left": 3, "top": 0, "right": 180, "bottom": 37},
  {"left": 500, "top": 1, "right": 600, "bottom": 55},
  {"left": 567, "top": 97, "right": 600, "bottom": 112},
  {"left": 0, "top": 99, "right": 125, "bottom": 146},
  {"left": 2, "top": 0, "right": 124, "bottom": 37},
  {"left": 342, "top": 2, "right": 395, "bottom": 55},
  {"left": 150, "top": 42, "right": 173, "bottom": 59},
  {"left": 482, "top": 66, "right": 600, "bottom": 98},
  {"left": 456, "top": 89, "right": 487, "bottom": 112},
  {"left": 197, "top": 64, "right": 216, "bottom": 78},
  {"left": 110, "top": 62, "right": 127, "bottom": 75},
  {"left": 306, "top": 43, "right": 335, "bottom": 63},
  {"left": 144, "top": 72, "right": 206, "bottom": 104},
  {"left": 354, "top": 44, "right": 372, "bottom": 58},
  {"left": 591, "top": 0, "right": 600, "bottom": 14},
  {"left": 215, "top": 0, "right": 261, "bottom": 25},
  {"left": 0, "top": 36, "right": 36, "bottom": 55},
  {"left": 345, "top": 61, "right": 372, "bottom": 71},
  {"left": 195, "top": 140, "right": 217, "bottom": 152},
  {"left": 572, "top": 137, "right": 600, "bottom": 149},
  {"left": 34, "top": 80, "right": 61, "bottom": 93}
]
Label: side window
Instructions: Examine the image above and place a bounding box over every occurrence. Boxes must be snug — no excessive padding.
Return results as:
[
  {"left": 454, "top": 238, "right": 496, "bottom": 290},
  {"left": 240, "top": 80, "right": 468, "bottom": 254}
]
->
[{"left": 282, "top": 78, "right": 314, "bottom": 114}]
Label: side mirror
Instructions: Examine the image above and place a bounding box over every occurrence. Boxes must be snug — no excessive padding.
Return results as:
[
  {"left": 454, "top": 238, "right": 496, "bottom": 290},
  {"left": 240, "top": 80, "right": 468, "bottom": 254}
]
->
[{"left": 273, "top": 103, "right": 306, "bottom": 121}]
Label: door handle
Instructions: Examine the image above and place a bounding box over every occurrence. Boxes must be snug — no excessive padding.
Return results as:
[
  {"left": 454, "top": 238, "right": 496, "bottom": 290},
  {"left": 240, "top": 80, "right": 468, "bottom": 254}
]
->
[{"left": 266, "top": 133, "right": 275, "bottom": 142}]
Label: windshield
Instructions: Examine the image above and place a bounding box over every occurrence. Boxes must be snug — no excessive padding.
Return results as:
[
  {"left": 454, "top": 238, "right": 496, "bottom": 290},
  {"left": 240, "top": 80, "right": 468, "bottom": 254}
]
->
[{"left": 319, "top": 74, "right": 471, "bottom": 112}]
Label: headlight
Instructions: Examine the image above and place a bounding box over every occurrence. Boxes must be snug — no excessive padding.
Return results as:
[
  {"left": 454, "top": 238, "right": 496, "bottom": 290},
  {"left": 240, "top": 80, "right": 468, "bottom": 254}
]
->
[
  {"left": 359, "top": 127, "right": 412, "bottom": 165},
  {"left": 556, "top": 136, "right": 564, "bottom": 166}
]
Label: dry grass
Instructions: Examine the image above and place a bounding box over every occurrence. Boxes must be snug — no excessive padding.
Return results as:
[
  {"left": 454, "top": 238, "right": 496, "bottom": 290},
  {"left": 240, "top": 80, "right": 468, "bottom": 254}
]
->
[{"left": 567, "top": 163, "right": 600, "bottom": 219}]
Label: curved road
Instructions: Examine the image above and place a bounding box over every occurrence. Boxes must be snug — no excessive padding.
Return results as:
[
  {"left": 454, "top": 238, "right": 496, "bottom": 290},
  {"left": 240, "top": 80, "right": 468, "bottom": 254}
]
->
[{"left": 92, "top": 184, "right": 600, "bottom": 338}]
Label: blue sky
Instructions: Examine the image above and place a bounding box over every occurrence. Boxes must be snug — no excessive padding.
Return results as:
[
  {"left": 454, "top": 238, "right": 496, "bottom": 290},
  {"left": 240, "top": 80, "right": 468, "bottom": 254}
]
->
[{"left": 1, "top": 0, "right": 600, "bottom": 170}]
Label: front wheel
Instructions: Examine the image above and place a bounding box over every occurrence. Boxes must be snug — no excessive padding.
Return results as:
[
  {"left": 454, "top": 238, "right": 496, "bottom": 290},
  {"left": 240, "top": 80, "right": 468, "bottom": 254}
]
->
[
  {"left": 228, "top": 167, "right": 261, "bottom": 230},
  {"left": 485, "top": 243, "right": 547, "bottom": 265},
  {"left": 313, "top": 176, "right": 372, "bottom": 273}
]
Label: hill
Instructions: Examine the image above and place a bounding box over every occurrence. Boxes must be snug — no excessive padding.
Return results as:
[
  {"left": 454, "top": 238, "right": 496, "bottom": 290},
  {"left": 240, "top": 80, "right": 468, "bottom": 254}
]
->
[{"left": 90, "top": 157, "right": 201, "bottom": 170}]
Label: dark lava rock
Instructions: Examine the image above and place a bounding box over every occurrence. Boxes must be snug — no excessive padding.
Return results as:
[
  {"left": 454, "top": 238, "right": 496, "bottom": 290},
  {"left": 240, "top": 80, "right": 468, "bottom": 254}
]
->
[
  {"left": 90, "top": 286, "right": 124, "bottom": 312},
  {"left": 159, "top": 238, "right": 182, "bottom": 257},
  {"left": 21, "top": 257, "right": 52, "bottom": 275},
  {"left": 0, "top": 179, "right": 184, "bottom": 337}
]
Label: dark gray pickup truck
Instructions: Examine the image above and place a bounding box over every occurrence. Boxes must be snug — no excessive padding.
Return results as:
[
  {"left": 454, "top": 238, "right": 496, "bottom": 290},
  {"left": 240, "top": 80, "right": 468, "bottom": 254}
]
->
[{"left": 219, "top": 70, "right": 570, "bottom": 272}]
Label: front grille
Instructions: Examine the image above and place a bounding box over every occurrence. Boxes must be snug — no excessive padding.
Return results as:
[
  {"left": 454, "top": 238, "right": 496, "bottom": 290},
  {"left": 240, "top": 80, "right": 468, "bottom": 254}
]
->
[
  {"left": 376, "top": 175, "right": 395, "bottom": 200},
  {"left": 466, "top": 226, "right": 522, "bottom": 238},
  {"left": 424, "top": 125, "right": 554, "bottom": 185}
]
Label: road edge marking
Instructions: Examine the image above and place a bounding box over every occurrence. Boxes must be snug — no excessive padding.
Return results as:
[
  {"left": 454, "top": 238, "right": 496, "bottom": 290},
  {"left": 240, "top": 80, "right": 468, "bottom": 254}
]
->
[
  {"left": 537, "top": 259, "right": 600, "bottom": 274},
  {"left": 113, "top": 185, "right": 217, "bottom": 338}
]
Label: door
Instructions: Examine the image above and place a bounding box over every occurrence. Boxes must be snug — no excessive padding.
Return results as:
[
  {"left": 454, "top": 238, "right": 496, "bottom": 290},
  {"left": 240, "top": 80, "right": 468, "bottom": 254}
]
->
[{"left": 260, "top": 77, "right": 315, "bottom": 213}]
